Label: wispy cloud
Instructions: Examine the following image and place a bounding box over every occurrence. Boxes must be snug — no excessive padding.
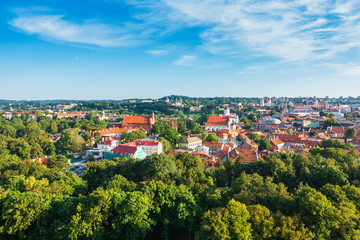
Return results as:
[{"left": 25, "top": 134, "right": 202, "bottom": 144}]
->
[
  {"left": 9, "top": 14, "right": 144, "bottom": 47},
  {"left": 147, "top": 49, "right": 169, "bottom": 56},
  {"left": 174, "top": 55, "right": 197, "bottom": 66},
  {"left": 127, "top": 0, "right": 360, "bottom": 62},
  {"left": 10, "top": 1, "right": 360, "bottom": 64}
]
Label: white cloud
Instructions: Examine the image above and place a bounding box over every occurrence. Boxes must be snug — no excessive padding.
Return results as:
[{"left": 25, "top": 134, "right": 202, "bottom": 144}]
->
[
  {"left": 9, "top": 14, "right": 143, "bottom": 47},
  {"left": 127, "top": 0, "right": 360, "bottom": 62},
  {"left": 147, "top": 49, "right": 169, "bottom": 56},
  {"left": 174, "top": 55, "right": 197, "bottom": 66},
  {"left": 11, "top": 1, "right": 360, "bottom": 63}
]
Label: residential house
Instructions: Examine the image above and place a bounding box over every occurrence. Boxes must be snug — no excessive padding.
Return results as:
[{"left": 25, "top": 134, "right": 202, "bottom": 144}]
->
[
  {"left": 229, "top": 148, "right": 258, "bottom": 163},
  {"left": 191, "top": 151, "right": 217, "bottom": 168},
  {"left": 239, "top": 139, "right": 259, "bottom": 151},
  {"left": 106, "top": 142, "right": 147, "bottom": 160},
  {"left": 270, "top": 137, "right": 285, "bottom": 148},
  {"left": 97, "top": 137, "right": 121, "bottom": 151},
  {"left": 215, "top": 129, "right": 239, "bottom": 144},
  {"left": 135, "top": 141, "right": 163, "bottom": 156},
  {"left": 181, "top": 136, "right": 202, "bottom": 150},
  {"left": 203, "top": 142, "right": 224, "bottom": 155}
]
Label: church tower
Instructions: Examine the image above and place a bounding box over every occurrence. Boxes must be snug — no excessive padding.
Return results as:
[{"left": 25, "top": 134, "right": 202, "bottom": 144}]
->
[{"left": 224, "top": 106, "right": 230, "bottom": 115}]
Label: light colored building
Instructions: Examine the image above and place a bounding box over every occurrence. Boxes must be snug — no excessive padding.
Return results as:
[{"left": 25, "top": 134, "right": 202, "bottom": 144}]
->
[
  {"left": 203, "top": 142, "right": 224, "bottom": 155},
  {"left": 85, "top": 148, "right": 107, "bottom": 161},
  {"left": 215, "top": 129, "right": 239, "bottom": 144},
  {"left": 181, "top": 136, "right": 202, "bottom": 150},
  {"left": 4, "top": 112, "right": 12, "bottom": 119},
  {"left": 97, "top": 137, "right": 121, "bottom": 151},
  {"left": 136, "top": 141, "right": 163, "bottom": 156},
  {"left": 204, "top": 110, "right": 239, "bottom": 132},
  {"left": 107, "top": 142, "right": 147, "bottom": 160}
]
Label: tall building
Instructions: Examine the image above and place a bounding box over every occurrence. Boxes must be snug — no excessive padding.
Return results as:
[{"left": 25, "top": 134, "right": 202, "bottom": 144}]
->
[{"left": 260, "top": 98, "right": 265, "bottom": 107}]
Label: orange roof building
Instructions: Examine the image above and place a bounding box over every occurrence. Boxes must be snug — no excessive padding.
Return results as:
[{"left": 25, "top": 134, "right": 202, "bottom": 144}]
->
[
  {"left": 205, "top": 116, "right": 230, "bottom": 132},
  {"left": 122, "top": 114, "right": 155, "bottom": 132}
]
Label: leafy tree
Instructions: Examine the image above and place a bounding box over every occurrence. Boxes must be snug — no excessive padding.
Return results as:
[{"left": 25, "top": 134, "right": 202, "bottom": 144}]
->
[
  {"left": 248, "top": 113, "right": 257, "bottom": 122},
  {"left": 142, "top": 154, "right": 178, "bottom": 182},
  {"left": 0, "top": 191, "right": 51, "bottom": 237},
  {"left": 259, "top": 138, "right": 271, "bottom": 151},
  {"left": 94, "top": 131, "right": 102, "bottom": 144},
  {"left": 296, "top": 186, "right": 337, "bottom": 239},
  {"left": 159, "top": 137, "right": 172, "bottom": 153},
  {"left": 82, "top": 131, "right": 92, "bottom": 146},
  {"left": 236, "top": 134, "right": 243, "bottom": 142},
  {"left": 198, "top": 199, "right": 251, "bottom": 240},
  {"left": 247, "top": 204, "right": 274, "bottom": 239},
  {"left": 205, "top": 132, "right": 220, "bottom": 143},
  {"left": 47, "top": 155, "right": 69, "bottom": 171},
  {"left": 249, "top": 133, "right": 261, "bottom": 143},
  {"left": 345, "top": 127, "right": 357, "bottom": 142},
  {"left": 49, "top": 121, "right": 58, "bottom": 134},
  {"left": 55, "top": 130, "right": 85, "bottom": 154},
  {"left": 323, "top": 119, "right": 339, "bottom": 128},
  {"left": 160, "top": 128, "right": 180, "bottom": 147}
]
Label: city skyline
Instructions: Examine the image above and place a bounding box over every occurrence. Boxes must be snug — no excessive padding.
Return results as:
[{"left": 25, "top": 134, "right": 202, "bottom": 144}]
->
[{"left": 2, "top": 0, "right": 360, "bottom": 99}]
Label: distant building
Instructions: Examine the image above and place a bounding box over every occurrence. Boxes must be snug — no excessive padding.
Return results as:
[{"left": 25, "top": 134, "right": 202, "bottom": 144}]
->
[
  {"left": 107, "top": 142, "right": 147, "bottom": 159},
  {"left": 135, "top": 141, "right": 163, "bottom": 156},
  {"left": 181, "top": 136, "right": 202, "bottom": 150},
  {"left": 97, "top": 137, "right": 121, "bottom": 151},
  {"left": 239, "top": 139, "right": 259, "bottom": 151},
  {"left": 122, "top": 114, "right": 156, "bottom": 132},
  {"left": 204, "top": 108, "right": 239, "bottom": 131},
  {"left": 203, "top": 142, "right": 224, "bottom": 155},
  {"left": 4, "top": 112, "right": 12, "bottom": 119},
  {"left": 56, "top": 104, "right": 77, "bottom": 111}
]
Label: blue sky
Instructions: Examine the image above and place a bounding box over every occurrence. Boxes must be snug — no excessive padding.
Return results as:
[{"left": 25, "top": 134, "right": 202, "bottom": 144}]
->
[{"left": 2, "top": 0, "right": 360, "bottom": 100}]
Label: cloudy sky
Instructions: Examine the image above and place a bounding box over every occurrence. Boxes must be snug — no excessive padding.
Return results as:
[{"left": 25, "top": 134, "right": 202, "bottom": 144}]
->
[{"left": 2, "top": 0, "right": 360, "bottom": 99}]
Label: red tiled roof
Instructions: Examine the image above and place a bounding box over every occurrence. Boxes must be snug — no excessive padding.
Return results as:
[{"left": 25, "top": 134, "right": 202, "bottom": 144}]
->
[
  {"left": 330, "top": 128, "right": 347, "bottom": 134},
  {"left": 237, "top": 149, "right": 258, "bottom": 162},
  {"left": 136, "top": 141, "right": 160, "bottom": 146},
  {"left": 203, "top": 142, "right": 224, "bottom": 149},
  {"left": 245, "top": 139, "right": 258, "bottom": 148},
  {"left": 222, "top": 146, "right": 231, "bottom": 153},
  {"left": 191, "top": 151, "right": 213, "bottom": 159},
  {"left": 215, "top": 151, "right": 227, "bottom": 160},
  {"left": 205, "top": 116, "right": 229, "bottom": 126},
  {"left": 270, "top": 138, "right": 285, "bottom": 146},
  {"left": 123, "top": 116, "right": 151, "bottom": 125},
  {"left": 111, "top": 145, "right": 138, "bottom": 155},
  {"left": 98, "top": 136, "right": 120, "bottom": 145},
  {"left": 98, "top": 127, "right": 135, "bottom": 136}
]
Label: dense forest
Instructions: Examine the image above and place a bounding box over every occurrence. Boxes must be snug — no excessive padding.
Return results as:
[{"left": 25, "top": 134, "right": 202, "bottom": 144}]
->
[
  {"left": 1, "top": 134, "right": 360, "bottom": 238},
  {"left": 1, "top": 114, "right": 360, "bottom": 239}
]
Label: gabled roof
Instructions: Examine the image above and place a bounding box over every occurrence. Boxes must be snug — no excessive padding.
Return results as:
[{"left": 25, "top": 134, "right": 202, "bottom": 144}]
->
[
  {"left": 205, "top": 116, "right": 229, "bottom": 126},
  {"left": 330, "top": 128, "right": 347, "bottom": 134},
  {"left": 186, "top": 137, "right": 202, "bottom": 143},
  {"left": 203, "top": 142, "right": 224, "bottom": 149},
  {"left": 215, "top": 151, "right": 227, "bottom": 160},
  {"left": 123, "top": 116, "right": 151, "bottom": 125},
  {"left": 236, "top": 148, "right": 258, "bottom": 162},
  {"left": 111, "top": 144, "right": 138, "bottom": 155},
  {"left": 191, "top": 151, "right": 213, "bottom": 159},
  {"left": 270, "top": 138, "right": 285, "bottom": 146},
  {"left": 215, "top": 129, "right": 238, "bottom": 138},
  {"left": 136, "top": 141, "right": 160, "bottom": 146},
  {"left": 245, "top": 139, "right": 258, "bottom": 148},
  {"left": 98, "top": 127, "right": 134, "bottom": 136}
]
